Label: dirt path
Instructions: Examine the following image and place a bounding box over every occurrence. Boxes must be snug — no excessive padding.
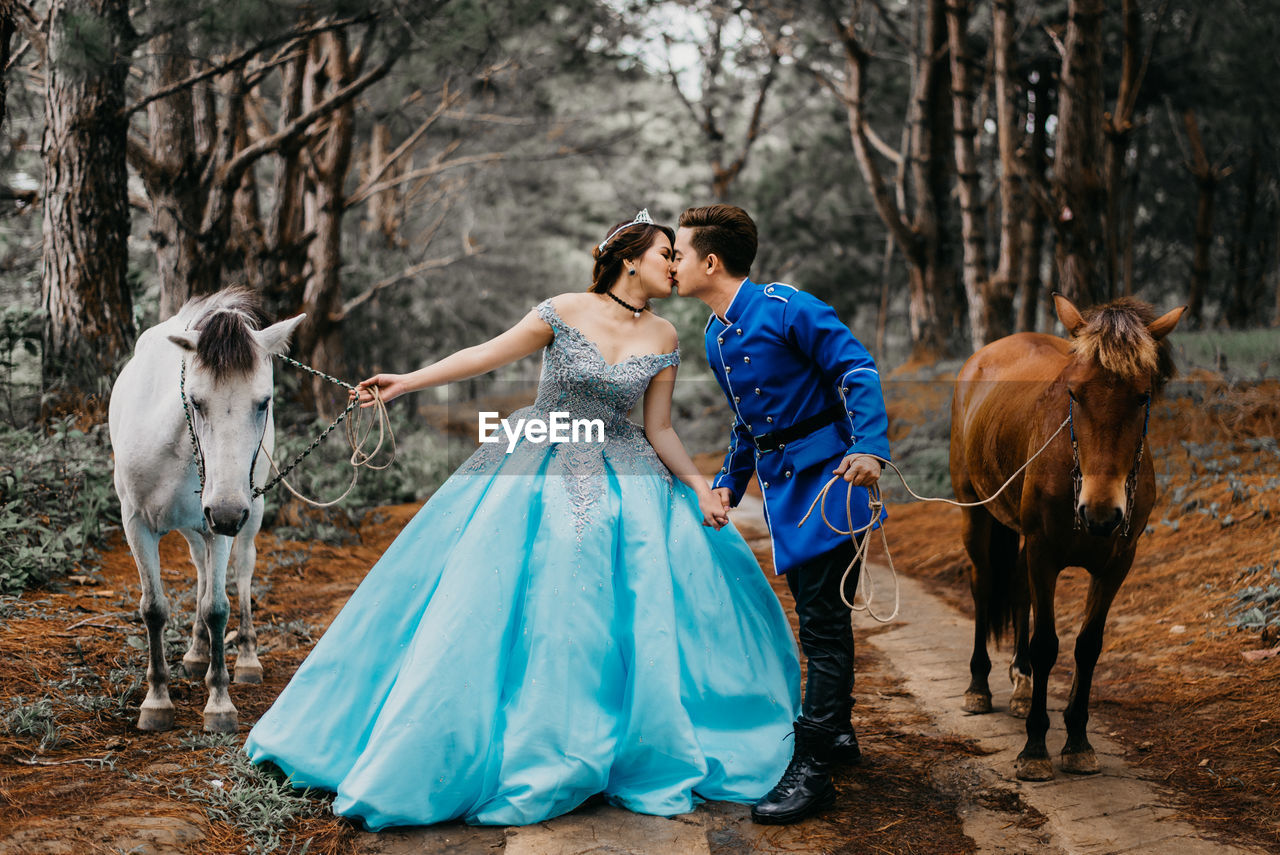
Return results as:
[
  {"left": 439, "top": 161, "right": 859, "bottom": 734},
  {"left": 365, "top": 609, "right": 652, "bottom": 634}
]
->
[{"left": 864, "top": 571, "right": 1262, "bottom": 855}]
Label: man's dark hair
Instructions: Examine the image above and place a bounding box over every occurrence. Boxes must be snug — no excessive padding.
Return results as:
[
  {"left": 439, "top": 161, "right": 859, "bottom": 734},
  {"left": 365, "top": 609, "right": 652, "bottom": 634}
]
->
[{"left": 677, "top": 205, "right": 757, "bottom": 277}]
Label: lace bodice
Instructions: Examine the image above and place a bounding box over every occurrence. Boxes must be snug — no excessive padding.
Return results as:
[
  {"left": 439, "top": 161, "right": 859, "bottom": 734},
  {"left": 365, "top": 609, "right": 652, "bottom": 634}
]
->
[
  {"left": 531, "top": 298, "right": 680, "bottom": 423},
  {"left": 460, "top": 298, "right": 682, "bottom": 539}
]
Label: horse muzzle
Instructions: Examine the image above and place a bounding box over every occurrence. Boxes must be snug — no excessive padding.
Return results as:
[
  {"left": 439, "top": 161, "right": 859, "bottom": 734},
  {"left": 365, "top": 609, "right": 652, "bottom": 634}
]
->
[
  {"left": 1077, "top": 502, "right": 1123, "bottom": 537},
  {"left": 204, "top": 504, "right": 249, "bottom": 536}
]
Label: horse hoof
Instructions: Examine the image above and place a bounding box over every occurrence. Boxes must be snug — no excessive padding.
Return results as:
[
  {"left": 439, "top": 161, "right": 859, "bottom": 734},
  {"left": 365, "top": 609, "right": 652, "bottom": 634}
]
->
[
  {"left": 182, "top": 654, "right": 210, "bottom": 677},
  {"left": 137, "top": 706, "right": 175, "bottom": 732},
  {"left": 1061, "top": 749, "right": 1101, "bottom": 775},
  {"left": 234, "top": 664, "right": 263, "bottom": 684},
  {"left": 963, "top": 692, "right": 993, "bottom": 714},
  {"left": 203, "top": 709, "right": 239, "bottom": 733},
  {"left": 1015, "top": 756, "right": 1055, "bottom": 781},
  {"left": 1008, "top": 697, "right": 1031, "bottom": 719}
]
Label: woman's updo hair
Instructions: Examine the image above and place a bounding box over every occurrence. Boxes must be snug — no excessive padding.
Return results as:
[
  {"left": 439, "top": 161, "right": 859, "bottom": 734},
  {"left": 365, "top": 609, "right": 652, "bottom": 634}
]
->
[{"left": 589, "top": 219, "right": 675, "bottom": 293}]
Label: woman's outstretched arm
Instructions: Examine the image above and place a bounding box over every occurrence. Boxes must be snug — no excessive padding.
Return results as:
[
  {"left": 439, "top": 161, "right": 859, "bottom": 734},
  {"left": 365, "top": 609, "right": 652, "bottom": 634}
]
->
[
  {"left": 643, "top": 365, "right": 729, "bottom": 529},
  {"left": 356, "top": 310, "right": 552, "bottom": 406}
]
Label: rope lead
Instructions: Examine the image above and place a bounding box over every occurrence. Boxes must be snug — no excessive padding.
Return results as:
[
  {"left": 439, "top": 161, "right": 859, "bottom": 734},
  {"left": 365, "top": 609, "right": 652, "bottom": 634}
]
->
[{"left": 799, "top": 416, "right": 1072, "bottom": 623}]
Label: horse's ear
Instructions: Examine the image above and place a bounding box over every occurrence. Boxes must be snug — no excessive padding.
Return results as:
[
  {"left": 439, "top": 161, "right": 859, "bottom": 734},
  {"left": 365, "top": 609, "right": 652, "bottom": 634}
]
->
[
  {"left": 1147, "top": 305, "right": 1186, "bottom": 341},
  {"left": 1052, "top": 292, "right": 1086, "bottom": 336},
  {"left": 255, "top": 314, "right": 306, "bottom": 355},
  {"left": 168, "top": 332, "right": 197, "bottom": 352}
]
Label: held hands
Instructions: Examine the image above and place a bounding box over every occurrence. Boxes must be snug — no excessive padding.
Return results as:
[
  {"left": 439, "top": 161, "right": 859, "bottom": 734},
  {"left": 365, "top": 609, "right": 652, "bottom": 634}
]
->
[
  {"left": 833, "top": 453, "right": 882, "bottom": 487},
  {"left": 354, "top": 374, "right": 409, "bottom": 408},
  {"left": 697, "top": 490, "right": 730, "bottom": 530},
  {"left": 712, "top": 487, "right": 734, "bottom": 515}
]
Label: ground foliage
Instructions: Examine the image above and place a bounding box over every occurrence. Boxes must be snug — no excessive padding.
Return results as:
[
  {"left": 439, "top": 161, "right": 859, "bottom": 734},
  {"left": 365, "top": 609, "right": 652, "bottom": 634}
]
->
[{"left": 0, "top": 418, "right": 118, "bottom": 594}]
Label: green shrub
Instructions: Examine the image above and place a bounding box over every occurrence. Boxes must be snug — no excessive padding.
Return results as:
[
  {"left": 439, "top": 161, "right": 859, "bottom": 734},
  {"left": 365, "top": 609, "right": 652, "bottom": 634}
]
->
[
  {"left": 132, "top": 738, "right": 325, "bottom": 855},
  {"left": 2, "top": 697, "right": 63, "bottom": 751},
  {"left": 0, "top": 418, "right": 119, "bottom": 594}
]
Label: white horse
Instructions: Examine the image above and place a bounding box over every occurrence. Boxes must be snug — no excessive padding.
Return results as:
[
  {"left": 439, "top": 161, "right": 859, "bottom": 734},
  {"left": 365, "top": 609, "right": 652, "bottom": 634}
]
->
[{"left": 109, "top": 288, "right": 304, "bottom": 732}]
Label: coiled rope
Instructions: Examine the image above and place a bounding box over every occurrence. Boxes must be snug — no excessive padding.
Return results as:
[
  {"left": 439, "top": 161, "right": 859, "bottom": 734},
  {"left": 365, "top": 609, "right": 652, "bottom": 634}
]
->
[
  {"left": 258, "top": 354, "right": 396, "bottom": 508},
  {"left": 797, "top": 416, "right": 1071, "bottom": 623}
]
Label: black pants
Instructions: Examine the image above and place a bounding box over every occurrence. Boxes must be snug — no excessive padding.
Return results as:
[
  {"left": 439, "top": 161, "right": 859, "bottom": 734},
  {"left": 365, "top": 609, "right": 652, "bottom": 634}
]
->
[{"left": 785, "top": 538, "right": 860, "bottom": 725}]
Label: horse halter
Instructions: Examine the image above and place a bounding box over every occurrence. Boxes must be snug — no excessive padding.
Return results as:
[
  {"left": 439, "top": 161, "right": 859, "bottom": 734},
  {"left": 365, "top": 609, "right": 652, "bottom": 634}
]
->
[
  {"left": 180, "top": 358, "right": 270, "bottom": 499},
  {"left": 1067, "top": 390, "right": 1151, "bottom": 537}
]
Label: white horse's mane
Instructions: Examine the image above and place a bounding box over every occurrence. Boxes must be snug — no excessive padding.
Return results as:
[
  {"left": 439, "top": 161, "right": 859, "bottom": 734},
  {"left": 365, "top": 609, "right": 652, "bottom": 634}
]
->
[
  {"left": 177, "top": 288, "right": 266, "bottom": 380},
  {"left": 176, "top": 287, "right": 263, "bottom": 331}
]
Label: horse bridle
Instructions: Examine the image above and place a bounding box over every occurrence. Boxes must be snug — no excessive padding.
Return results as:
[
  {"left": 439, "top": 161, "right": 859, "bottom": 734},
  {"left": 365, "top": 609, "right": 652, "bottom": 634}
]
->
[
  {"left": 1067, "top": 390, "right": 1152, "bottom": 537},
  {"left": 180, "top": 358, "right": 271, "bottom": 499},
  {"left": 180, "top": 354, "right": 363, "bottom": 501}
]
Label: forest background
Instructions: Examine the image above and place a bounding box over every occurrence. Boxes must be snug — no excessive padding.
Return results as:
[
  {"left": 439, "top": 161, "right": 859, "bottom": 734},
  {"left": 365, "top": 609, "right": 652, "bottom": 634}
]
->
[{"left": 1, "top": 0, "right": 1278, "bottom": 590}]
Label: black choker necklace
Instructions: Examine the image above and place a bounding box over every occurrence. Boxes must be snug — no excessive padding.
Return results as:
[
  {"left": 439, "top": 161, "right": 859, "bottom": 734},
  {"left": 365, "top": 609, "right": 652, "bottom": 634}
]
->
[{"left": 605, "top": 290, "right": 649, "bottom": 318}]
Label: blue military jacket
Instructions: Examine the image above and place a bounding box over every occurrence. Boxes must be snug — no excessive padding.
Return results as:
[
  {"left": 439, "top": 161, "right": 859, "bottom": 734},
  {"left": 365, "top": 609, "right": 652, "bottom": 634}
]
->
[{"left": 704, "top": 279, "right": 891, "bottom": 574}]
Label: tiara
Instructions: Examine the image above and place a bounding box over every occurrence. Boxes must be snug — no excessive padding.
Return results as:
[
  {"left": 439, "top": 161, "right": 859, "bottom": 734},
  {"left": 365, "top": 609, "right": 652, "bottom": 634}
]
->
[{"left": 598, "top": 209, "right": 655, "bottom": 252}]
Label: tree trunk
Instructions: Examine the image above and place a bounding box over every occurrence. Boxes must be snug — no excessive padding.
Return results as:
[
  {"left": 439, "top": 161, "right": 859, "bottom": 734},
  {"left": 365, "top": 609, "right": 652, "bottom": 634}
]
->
[
  {"left": 298, "top": 32, "right": 357, "bottom": 417},
  {"left": 0, "top": 0, "right": 16, "bottom": 131},
  {"left": 1017, "top": 67, "right": 1050, "bottom": 332},
  {"left": 40, "top": 0, "right": 134, "bottom": 417},
  {"left": 363, "top": 122, "right": 405, "bottom": 247},
  {"left": 1272, "top": 219, "right": 1280, "bottom": 328},
  {"left": 886, "top": 0, "right": 955, "bottom": 360},
  {"left": 227, "top": 115, "right": 265, "bottom": 287},
  {"left": 948, "top": 0, "right": 997, "bottom": 350},
  {"left": 1102, "top": 0, "right": 1144, "bottom": 302},
  {"left": 989, "top": 0, "right": 1021, "bottom": 341},
  {"left": 1120, "top": 128, "right": 1142, "bottom": 296},
  {"left": 140, "top": 26, "right": 208, "bottom": 319},
  {"left": 1226, "top": 144, "right": 1259, "bottom": 328},
  {"left": 1053, "top": 0, "right": 1108, "bottom": 307},
  {"left": 258, "top": 51, "right": 310, "bottom": 320},
  {"left": 1188, "top": 173, "right": 1215, "bottom": 328},
  {"left": 920, "top": 0, "right": 958, "bottom": 357},
  {"left": 1183, "top": 109, "right": 1218, "bottom": 328}
]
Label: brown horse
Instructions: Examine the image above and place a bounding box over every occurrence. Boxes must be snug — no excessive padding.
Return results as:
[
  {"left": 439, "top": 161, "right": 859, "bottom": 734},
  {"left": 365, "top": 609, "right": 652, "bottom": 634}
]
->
[{"left": 949, "top": 294, "right": 1184, "bottom": 781}]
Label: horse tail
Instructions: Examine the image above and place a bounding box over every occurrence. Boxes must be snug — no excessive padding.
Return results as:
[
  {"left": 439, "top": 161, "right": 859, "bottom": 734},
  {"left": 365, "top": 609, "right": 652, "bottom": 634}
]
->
[{"left": 981, "top": 523, "right": 1022, "bottom": 647}]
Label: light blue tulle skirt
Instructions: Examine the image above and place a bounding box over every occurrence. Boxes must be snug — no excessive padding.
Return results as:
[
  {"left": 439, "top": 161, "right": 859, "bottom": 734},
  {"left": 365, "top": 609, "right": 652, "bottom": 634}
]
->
[{"left": 244, "top": 440, "right": 801, "bottom": 829}]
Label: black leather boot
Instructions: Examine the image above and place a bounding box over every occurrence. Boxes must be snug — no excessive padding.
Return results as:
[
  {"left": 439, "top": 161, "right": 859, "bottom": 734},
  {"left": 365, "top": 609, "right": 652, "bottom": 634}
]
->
[
  {"left": 832, "top": 699, "right": 862, "bottom": 765},
  {"left": 751, "top": 719, "right": 837, "bottom": 824}
]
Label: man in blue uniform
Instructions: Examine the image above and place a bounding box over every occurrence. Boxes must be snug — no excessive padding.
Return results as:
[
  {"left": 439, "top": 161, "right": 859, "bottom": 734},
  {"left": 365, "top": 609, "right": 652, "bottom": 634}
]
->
[{"left": 670, "top": 205, "right": 891, "bottom": 824}]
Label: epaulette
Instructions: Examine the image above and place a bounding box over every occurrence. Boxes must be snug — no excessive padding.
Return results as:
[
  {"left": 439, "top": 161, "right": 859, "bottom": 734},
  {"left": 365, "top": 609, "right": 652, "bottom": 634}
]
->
[{"left": 762, "top": 283, "right": 797, "bottom": 303}]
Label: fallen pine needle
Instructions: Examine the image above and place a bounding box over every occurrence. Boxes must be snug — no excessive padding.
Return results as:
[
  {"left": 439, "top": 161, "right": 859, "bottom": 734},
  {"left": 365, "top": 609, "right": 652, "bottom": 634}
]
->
[{"left": 16, "top": 755, "right": 113, "bottom": 768}]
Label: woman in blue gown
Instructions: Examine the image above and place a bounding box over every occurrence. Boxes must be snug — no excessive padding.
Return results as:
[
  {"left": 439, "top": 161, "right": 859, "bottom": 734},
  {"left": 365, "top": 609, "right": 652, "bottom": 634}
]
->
[{"left": 244, "top": 212, "right": 801, "bottom": 829}]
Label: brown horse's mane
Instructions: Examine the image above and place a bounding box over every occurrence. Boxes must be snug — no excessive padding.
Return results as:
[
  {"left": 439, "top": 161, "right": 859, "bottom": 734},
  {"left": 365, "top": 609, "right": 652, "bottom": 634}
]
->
[
  {"left": 1070, "top": 297, "right": 1177, "bottom": 392},
  {"left": 180, "top": 287, "right": 267, "bottom": 381}
]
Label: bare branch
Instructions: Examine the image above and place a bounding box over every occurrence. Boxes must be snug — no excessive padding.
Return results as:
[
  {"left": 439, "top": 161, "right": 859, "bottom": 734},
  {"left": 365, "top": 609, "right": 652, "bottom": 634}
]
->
[
  {"left": 242, "top": 46, "right": 307, "bottom": 92},
  {"left": 346, "top": 150, "right": 503, "bottom": 209},
  {"left": 349, "top": 17, "right": 378, "bottom": 76},
  {"left": 10, "top": 0, "right": 44, "bottom": 62},
  {"left": 5, "top": 37, "right": 31, "bottom": 73},
  {"left": 125, "top": 15, "right": 375, "bottom": 117},
  {"left": 345, "top": 81, "right": 466, "bottom": 205},
  {"left": 441, "top": 109, "right": 538, "bottom": 126},
  {"left": 662, "top": 35, "right": 703, "bottom": 127},
  {"left": 338, "top": 244, "right": 482, "bottom": 320},
  {"left": 217, "top": 33, "right": 406, "bottom": 197},
  {"left": 125, "top": 134, "right": 160, "bottom": 185}
]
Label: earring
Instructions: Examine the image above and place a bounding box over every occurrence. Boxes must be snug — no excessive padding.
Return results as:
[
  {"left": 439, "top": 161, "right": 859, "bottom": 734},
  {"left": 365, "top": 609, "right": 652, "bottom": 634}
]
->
[{"left": 627, "top": 267, "right": 636, "bottom": 276}]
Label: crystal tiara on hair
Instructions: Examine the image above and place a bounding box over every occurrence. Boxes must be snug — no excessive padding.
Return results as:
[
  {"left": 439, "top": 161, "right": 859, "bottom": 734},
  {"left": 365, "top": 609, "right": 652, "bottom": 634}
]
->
[{"left": 597, "top": 209, "right": 655, "bottom": 252}]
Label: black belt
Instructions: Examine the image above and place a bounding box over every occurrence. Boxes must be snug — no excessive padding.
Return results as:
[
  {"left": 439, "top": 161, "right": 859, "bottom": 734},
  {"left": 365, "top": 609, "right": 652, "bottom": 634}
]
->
[{"left": 754, "top": 404, "right": 846, "bottom": 453}]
